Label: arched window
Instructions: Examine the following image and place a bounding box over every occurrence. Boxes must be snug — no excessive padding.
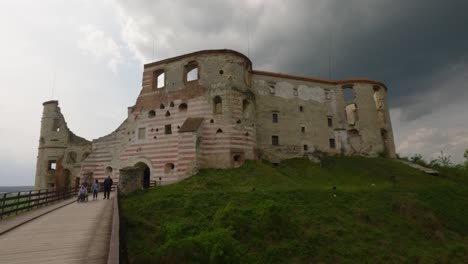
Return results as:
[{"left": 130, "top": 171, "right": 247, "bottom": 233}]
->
[
  {"left": 165, "top": 111, "right": 170, "bottom": 117},
  {"left": 179, "top": 103, "right": 188, "bottom": 112},
  {"left": 213, "top": 96, "right": 222, "bottom": 114},
  {"left": 185, "top": 61, "right": 199, "bottom": 82},
  {"left": 148, "top": 110, "right": 156, "bottom": 118},
  {"left": 160, "top": 104, "right": 165, "bottom": 109},
  {"left": 216, "top": 128, "right": 223, "bottom": 134},
  {"left": 105, "top": 166, "right": 113, "bottom": 175}
]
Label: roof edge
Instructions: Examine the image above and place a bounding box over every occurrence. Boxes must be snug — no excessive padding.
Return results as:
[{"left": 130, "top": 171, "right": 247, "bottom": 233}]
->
[
  {"left": 252, "top": 70, "right": 387, "bottom": 90},
  {"left": 144, "top": 49, "right": 252, "bottom": 69}
]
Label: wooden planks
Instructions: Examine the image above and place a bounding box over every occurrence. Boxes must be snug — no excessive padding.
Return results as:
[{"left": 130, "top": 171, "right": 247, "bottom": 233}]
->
[{"left": 0, "top": 194, "right": 114, "bottom": 264}]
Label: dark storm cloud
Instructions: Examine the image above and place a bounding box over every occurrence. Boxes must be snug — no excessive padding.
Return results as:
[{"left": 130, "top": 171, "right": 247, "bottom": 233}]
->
[{"left": 116, "top": 0, "right": 468, "bottom": 120}]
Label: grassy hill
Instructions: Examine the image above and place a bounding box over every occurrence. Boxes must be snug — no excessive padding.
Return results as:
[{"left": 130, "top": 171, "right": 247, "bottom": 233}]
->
[{"left": 120, "top": 157, "right": 468, "bottom": 263}]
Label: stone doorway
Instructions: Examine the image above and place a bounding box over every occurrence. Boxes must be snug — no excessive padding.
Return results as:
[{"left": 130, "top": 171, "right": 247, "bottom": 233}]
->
[{"left": 135, "top": 162, "right": 151, "bottom": 189}]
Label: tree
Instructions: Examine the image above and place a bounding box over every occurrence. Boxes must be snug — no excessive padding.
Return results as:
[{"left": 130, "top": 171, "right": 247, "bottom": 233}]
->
[
  {"left": 433, "top": 150, "right": 452, "bottom": 167},
  {"left": 410, "top": 154, "right": 423, "bottom": 163},
  {"left": 464, "top": 148, "right": 468, "bottom": 168}
]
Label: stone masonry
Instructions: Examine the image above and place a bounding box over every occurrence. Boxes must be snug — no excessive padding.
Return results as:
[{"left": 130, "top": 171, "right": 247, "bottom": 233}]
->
[{"left": 34, "top": 49, "right": 396, "bottom": 190}]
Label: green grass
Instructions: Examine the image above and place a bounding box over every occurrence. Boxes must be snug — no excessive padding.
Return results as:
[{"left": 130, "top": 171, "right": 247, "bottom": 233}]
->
[{"left": 120, "top": 157, "right": 468, "bottom": 263}]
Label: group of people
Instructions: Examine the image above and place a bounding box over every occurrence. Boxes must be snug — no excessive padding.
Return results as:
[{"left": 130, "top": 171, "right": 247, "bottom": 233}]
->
[{"left": 77, "top": 176, "right": 113, "bottom": 202}]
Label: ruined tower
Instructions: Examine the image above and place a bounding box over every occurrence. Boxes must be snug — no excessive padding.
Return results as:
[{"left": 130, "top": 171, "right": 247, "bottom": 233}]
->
[{"left": 34, "top": 100, "right": 91, "bottom": 190}]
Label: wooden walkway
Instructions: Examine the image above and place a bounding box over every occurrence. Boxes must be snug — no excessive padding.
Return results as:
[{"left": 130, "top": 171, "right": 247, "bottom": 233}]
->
[{"left": 0, "top": 194, "right": 114, "bottom": 264}]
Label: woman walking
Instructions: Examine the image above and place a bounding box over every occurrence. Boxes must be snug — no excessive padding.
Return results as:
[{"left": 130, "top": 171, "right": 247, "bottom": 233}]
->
[{"left": 91, "top": 179, "right": 100, "bottom": 200}]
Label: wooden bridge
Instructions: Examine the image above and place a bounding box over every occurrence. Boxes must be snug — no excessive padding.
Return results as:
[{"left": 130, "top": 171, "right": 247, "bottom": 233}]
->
[{"left": 0, "top": 191, "right": 119, "bottom": 264}]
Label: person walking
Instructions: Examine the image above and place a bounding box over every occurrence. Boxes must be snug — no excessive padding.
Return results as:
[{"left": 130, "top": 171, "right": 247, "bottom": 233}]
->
[
  {"left": 103, "top": 175, "right": 113, "bottom": 199},
  {"left": 91, "top": 179, "right": 100, "bottom": 200}
]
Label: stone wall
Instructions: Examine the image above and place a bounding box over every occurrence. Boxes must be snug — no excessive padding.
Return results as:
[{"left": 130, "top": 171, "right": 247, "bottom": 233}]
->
[{"left": 35, "top": 49, "right": 396, "bottom": 189}]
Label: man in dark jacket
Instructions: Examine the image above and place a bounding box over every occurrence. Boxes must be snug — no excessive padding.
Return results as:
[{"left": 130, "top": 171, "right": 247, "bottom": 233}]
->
[{"left": 103, "top": 176, "right": 113, "bottom": 199}]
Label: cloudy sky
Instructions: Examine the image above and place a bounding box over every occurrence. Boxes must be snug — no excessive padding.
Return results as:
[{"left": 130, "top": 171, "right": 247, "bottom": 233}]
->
[{"left": 0, "top": 0, "right": 467, "bottom": 186}]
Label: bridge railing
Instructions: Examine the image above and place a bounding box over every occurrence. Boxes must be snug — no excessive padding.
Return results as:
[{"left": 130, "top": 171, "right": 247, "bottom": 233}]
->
[{"left": 0, "top": 187, "right": 77, "bottom": 220}]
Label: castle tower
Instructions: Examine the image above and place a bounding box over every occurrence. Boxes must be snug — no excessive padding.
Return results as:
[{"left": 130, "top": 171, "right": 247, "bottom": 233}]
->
[{"left": 34, "top": 100, "right": 86, "bottom": 190}]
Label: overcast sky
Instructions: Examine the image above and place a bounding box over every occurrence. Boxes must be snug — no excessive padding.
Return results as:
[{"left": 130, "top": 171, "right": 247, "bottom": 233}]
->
[{"left": 0, "top": 0, "right": 467, "bottom": 186}]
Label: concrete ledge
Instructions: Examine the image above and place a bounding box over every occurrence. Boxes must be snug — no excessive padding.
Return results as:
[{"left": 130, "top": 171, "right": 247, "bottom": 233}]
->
[
  {"left": 107, "top": 190, "right": 120, "bottom": 264},
  {"left": 0, "top": 198, "right": 76, "bottom": 235}
]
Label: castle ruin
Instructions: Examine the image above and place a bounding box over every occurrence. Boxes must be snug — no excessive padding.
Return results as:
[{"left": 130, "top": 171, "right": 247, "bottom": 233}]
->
[{"left": 34, "top": 49, "right": 395, "bottom": 190}]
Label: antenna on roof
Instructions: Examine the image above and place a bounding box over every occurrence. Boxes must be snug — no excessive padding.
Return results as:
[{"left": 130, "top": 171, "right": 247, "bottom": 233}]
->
[
  {"left": 328, "top": 30, "right": 332, "bottom": 80},
  {"left": 152, "top": 39, "right": 155, "bottom": 61},
  {"left": 246, "top": 19, "right": 250, "bottom": 58}
]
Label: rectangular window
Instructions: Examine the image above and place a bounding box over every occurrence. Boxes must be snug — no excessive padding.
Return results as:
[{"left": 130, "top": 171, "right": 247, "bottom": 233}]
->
[
  {"left": 48, "top": 160, "right": 56, "bottom": 170},
  {"left": 138, "top": 128, "right": 146, "bottom": 140},
  {"left": 327, "top": 117, "right": 333, "bottom": 127},
  {"left": 293, "top": 87, "right": 298, "bottom": 96},
  {"left": 303, "top": 144, "right": 308, "bottom": 151},
  {"left": 272, "top": 113, "right": 278, "bottom": 123},
  {"left": 165, "top": 124, "right": 172, "bottom": 135},
  {"left": 301, "top": 126, "right": 306, "bottom": 133},
  {"left": 185, "top": 62, "right": 199, "bottom": 82},
  {"left": 343, "top": 87, "right": 354, "bottom": 102},
  {"left": 299, "top": 106, "right": 303, "bottom": 112},
  {"left": 329, "top": 138, "right": 336, "bottom": 149},
  {"left": 153, "top": 70, "right": 165, "bottom": 89},
  {"left": 272, "top": 135, "right": 279, "bottom": 146},
  {"left": 157, "top": 72, "right": 165, "bottom": 88}
]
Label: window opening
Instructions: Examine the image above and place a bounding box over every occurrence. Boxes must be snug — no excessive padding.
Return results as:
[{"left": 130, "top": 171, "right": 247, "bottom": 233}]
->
[
  {"left": 299, "top": 106, "right": 303, "bottom": 112},
  {"left": 185, "top": 61, "right": 199, "bottom": 82},
  {"left": 293, "top": 87, "right": 298, "bottom": 96},
  {"left": 329, "top": 138, "right": 336, "bottom": 149},
  {"left": 153, "top": 70, "right": 165, "bottom": 89},
  {"left": 170, "top": 101, "right": 174, "bottom": 107},
  {"left": 148, "top": 110, "right": 156, "bottom": 118},
  {"left": 327, "top": 117, "right": 333, "bottom": 127},
  {"left": 165, "top": 111, "right": 170, "bottom": 117},
  {"left": 303, "top": 144, "right": 308, "bottom": 151},
  {"left": 160, "top": 104, "right": 165, "bottom": 109},
  {"left": 216, "top": 128, "right": 223, "bottom": 134},
  {"left": 213, "top": 96, "right": 222, "bottom": 114},
  {"left": 268, "top": 82, "right": 276, "bottom": 94},
  {"left": 343, "top": 86, "right": 354, "bottom": 102},
  {"left": 138, "top": 128, "right": 146, "bottom": 140},
  {"left": 165, "top": 163, "right": 175, "bottom": 173},
  {"left": 165, "top": 124, "right": 172, "bottom": 135},
  {"left": 272, "top": 135, "right": 279, "bottom": 146},
  {"left": 272, "top": 112, "right": 278, "bottom": 123},
  {"left": 52, "top": 119, "right": 60, "bottom": 132},
  {"left": 48, "top": 160, "right": 57, "bottom": 170},
  {"left": 179, "top": 103, "right": 188, "bottom": 111},
  {"left": 301, "top": 126, "right": 306, "bottom": 133}
]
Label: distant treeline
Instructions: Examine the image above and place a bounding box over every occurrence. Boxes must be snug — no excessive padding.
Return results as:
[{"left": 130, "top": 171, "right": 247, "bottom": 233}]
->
[{"left": 0, "top": 186, "right": 34, "bottom": 194}]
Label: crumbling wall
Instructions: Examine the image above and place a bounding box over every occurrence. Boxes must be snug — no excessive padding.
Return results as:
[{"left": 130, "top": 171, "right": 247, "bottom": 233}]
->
[{"left": 34, "top": 101, "right": 91, "bottom": 190}]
